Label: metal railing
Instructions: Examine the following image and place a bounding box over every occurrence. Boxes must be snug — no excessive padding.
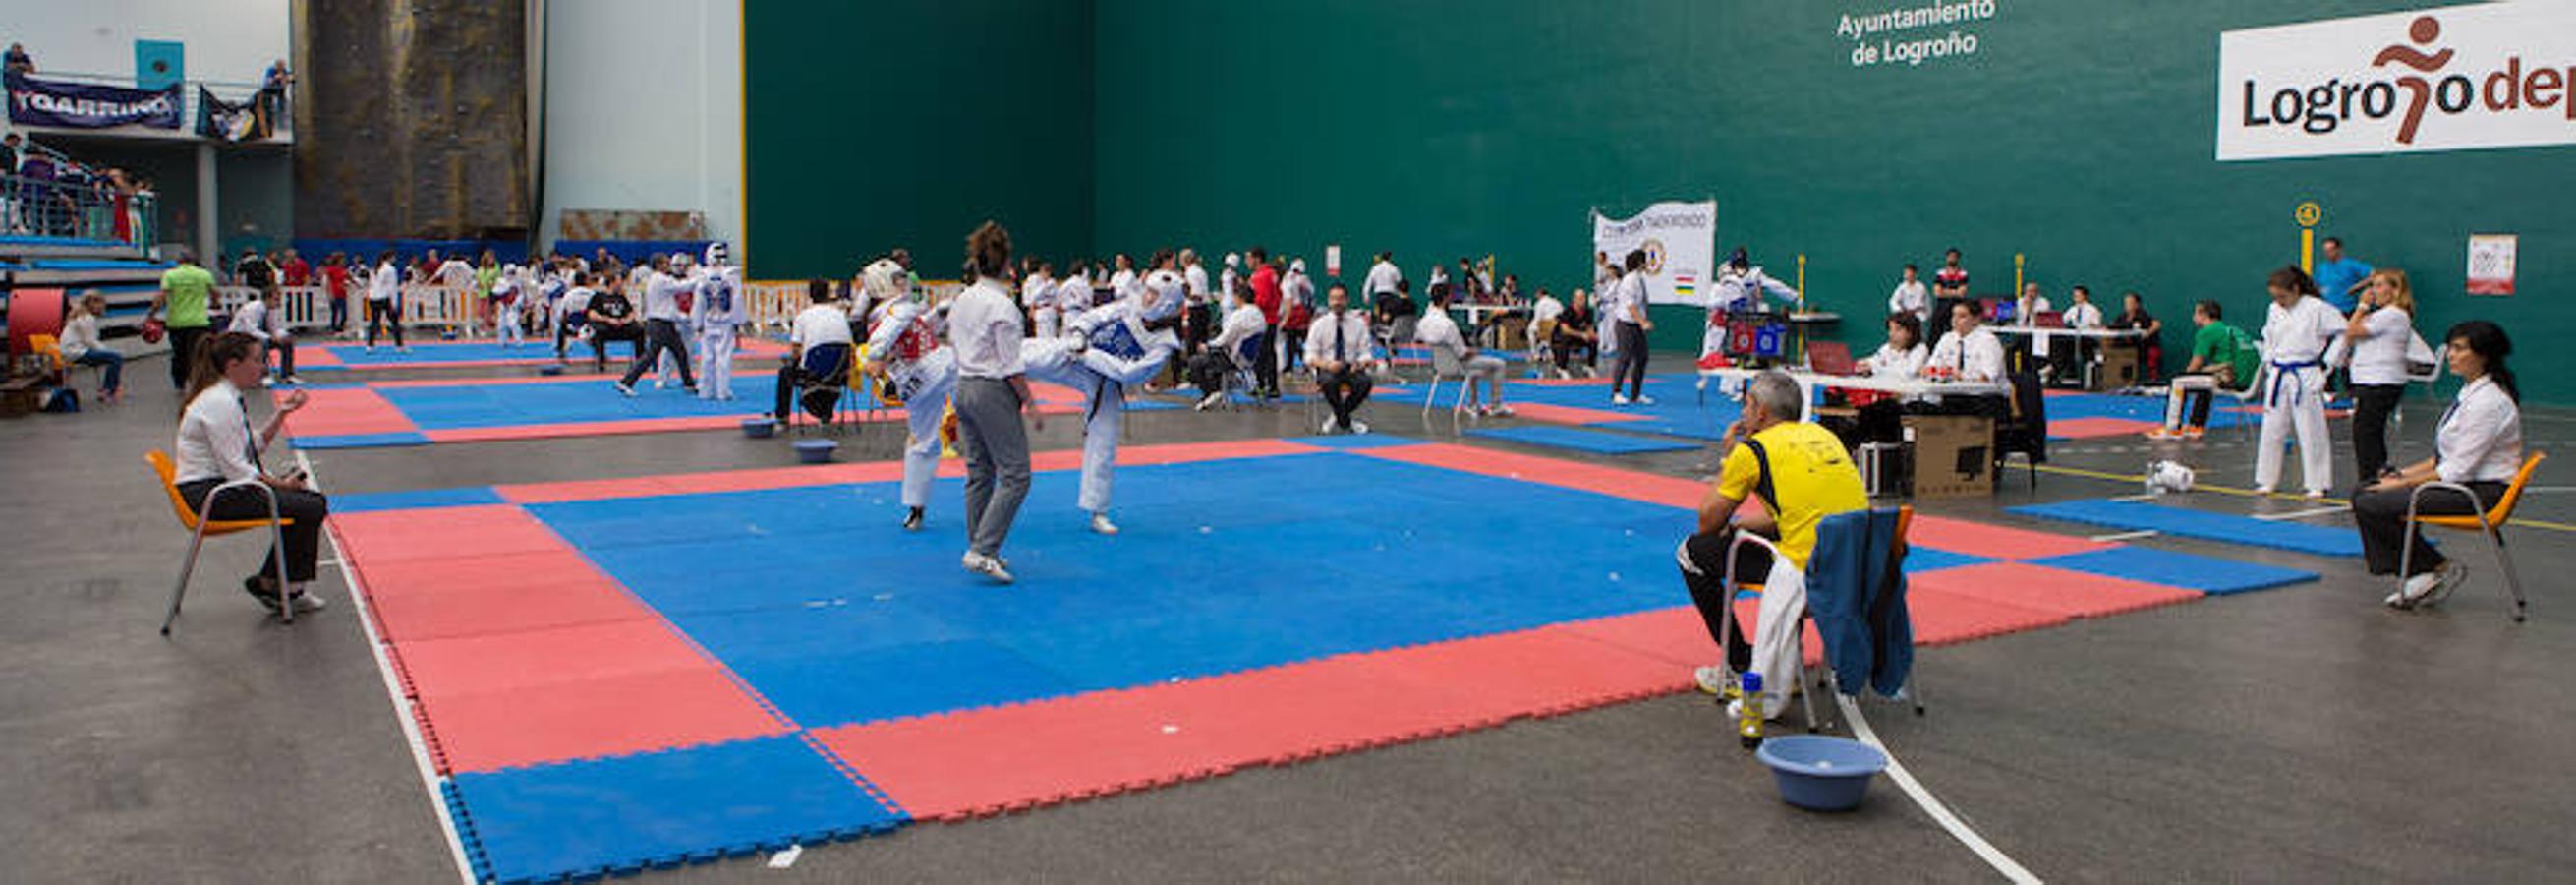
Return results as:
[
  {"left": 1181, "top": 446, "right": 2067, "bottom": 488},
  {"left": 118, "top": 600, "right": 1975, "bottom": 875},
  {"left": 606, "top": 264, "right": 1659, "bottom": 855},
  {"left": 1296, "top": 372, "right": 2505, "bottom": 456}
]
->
[{"left": 2, "top": 170, "right": 157, "bottom": 245}]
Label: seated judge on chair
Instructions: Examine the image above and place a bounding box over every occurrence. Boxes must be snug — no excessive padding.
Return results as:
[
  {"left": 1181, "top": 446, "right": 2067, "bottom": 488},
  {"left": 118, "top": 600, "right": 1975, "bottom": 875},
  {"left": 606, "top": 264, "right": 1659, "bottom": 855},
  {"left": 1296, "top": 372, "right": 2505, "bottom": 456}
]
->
[
  {"left": 1189, "top": 294, "right": 1270, "bottom": 410},
  {"left": 1674, "top": 370, "right": 1868, "bottom": 721},
  {"left": 173, "top": 331, "right": 329, "bottom": 615},
  {"left": 774, "top": 278, "right": 856, "bottom": 423},
  {"left": 1415, "top": 285, "right": 1513, "bottom": 417},
  {"left": 2352, "top": 321, "right": 2523, "bottom": 610},
  {"left": 582, "top": 276, "right": 647, "bottom": 372},
  {"left": 1916, "top": 300, "right": 2009, "bottom": 417},
  {"left": 1304, "top": 282, "right": 1381, "bottom": 434}
]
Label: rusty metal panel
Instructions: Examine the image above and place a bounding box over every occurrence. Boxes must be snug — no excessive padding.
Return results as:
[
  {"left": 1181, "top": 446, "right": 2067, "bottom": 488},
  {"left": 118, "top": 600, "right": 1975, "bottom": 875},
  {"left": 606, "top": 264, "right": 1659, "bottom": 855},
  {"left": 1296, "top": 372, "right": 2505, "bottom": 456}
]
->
[{"left": 293, "top": 0, "right": 529, "bottom": 239}]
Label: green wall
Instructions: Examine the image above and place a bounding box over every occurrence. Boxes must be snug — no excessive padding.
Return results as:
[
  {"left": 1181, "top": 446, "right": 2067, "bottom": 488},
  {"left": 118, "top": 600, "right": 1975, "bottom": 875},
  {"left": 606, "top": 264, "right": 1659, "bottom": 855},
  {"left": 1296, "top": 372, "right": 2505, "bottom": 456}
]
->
[
  {"left": 1087, "top": 0, "right": 2575, "bottom": 403},
  {"left": 746, "top": 0, "right": 1093, "bottom": 279}
]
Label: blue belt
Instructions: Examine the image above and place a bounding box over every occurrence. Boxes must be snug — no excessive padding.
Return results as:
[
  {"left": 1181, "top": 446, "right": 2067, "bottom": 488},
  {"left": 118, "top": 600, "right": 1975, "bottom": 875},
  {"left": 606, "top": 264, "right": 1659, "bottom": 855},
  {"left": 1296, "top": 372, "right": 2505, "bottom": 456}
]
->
[{"left": 2267, "top": 359, "right": 2322, "bottom": 408}]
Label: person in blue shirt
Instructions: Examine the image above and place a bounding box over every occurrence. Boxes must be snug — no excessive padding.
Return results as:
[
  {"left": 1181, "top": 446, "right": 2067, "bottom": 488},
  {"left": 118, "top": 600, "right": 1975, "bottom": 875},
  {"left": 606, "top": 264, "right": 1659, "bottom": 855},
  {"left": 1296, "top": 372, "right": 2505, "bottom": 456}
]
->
[{"left": 2312, "top": 237, "right": 2373, "bottom": 315}]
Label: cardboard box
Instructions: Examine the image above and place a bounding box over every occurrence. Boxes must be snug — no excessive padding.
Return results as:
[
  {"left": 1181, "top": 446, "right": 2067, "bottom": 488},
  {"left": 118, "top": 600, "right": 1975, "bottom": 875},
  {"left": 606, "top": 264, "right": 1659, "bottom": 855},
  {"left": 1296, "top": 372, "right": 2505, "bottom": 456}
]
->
[
  {"left": 2092, "top": 345, "right": 2141, "bottom": 390},
  {"left": 1904, "top": 414, "right": 1994, "bottom": 499}
]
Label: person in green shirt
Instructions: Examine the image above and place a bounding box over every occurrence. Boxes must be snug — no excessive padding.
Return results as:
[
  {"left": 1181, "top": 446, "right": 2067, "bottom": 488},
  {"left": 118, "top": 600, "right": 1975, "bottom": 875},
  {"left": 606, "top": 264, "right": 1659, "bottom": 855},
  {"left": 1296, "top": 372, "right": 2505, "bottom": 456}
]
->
[
  {"left": 2150, "top": 299, "right": 2259, "bottom": 438},
  {"left": 475, "top": 250, "right": 502, "bottom": 333},
  {"left": 147, "top": 248, "right": 217, "bottom": 389}
]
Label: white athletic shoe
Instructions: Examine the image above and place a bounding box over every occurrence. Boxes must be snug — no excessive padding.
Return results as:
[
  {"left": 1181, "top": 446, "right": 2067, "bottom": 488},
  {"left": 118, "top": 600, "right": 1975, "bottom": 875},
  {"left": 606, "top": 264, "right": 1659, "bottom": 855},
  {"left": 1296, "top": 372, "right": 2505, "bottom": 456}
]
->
[
  {"left": 1089, "top": 513, "right": 1120, "bottom": 536},
  {"left": 1348, "top": 420, "right": 1370, "bottom": 435},
  {"left": 962, "top": 551, "right": 1014, "bottom": 584},
  {"left": 1693, "top": 665, "right": 1735, "bottom": 696},
  {"left": 1613, "top": 394, "right": 1631, "bottom": 405},
  {"left": 287, "top": 591, "right": 329, "bottom": 614},
  {"left": 1555, "top": 368, "right": 1572, "bottom": 380},
  {"left": 283, "top": 375, "right": 304, "bottom": 386},
  {"left": 2252, "top": 485, "right": 2276, "bottom": 495},
  {"left": 364, "top": 345, "right": 375, "bottom": 354},
  {"left": 2305, "top": 489, "right": 2329, "bottom": 500},
  {"left": 1320, "top": 416, "right": 1340, "bottom": 435},
  {"left": 614, "top": 383, "right": 637, "bottom": 397},
  {"left": 1195, "top": 391, "right": 1225, "bottom": 411},
  {"left": 1634, "top": 395, "right": 1657, "bottom": 406}
]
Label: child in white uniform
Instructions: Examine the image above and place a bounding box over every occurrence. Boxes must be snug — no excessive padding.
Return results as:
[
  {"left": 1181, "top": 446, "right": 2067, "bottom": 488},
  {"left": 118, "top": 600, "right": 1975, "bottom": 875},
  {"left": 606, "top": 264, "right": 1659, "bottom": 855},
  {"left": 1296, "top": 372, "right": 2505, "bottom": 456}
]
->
[
  {"left": 695, "top": 244, "right": 742, "bottom": 400},
  {"left": 2256, "top": 266, "right": 2346, "bottom": 497},
  {"left": 868, "top": 292, "right": 957, "bottom": 531}
]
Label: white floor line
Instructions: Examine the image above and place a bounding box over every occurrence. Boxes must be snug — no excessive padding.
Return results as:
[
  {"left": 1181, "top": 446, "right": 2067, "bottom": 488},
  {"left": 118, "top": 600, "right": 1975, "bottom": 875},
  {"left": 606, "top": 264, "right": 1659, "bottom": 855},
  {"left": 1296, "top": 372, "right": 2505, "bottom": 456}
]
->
[
  {"left": 2087, "top": 529, "right": 2160, "bottom": 542},
  {"left": 1838, "top": 694, "right": 2043, "bottom": 884},
  {"left": 2253, "top": 505, "right": 2347, "bottom": 521},
  {"left": 2111, "top": 493, "right": 2157, "bottom": 502},
  {"left": 301, "top": 450, "right": 479, "bottom": 885}
]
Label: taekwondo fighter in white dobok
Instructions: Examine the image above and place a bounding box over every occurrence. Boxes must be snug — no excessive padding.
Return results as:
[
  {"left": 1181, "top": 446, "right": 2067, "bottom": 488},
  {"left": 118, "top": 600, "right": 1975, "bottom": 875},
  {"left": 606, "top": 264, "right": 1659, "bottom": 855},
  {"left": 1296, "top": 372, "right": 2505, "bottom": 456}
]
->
[
  {"left": 694, "top": 243, "right": 744, "bottom": 400},
  {"left": 1020, "top": 281, "right": 1186, "bottom": 535},
  {"left": 2257, "top": 268, "right": 2348, "bottom": 498},
  {"left": 855, "top": 248, "right": 915, "bottom": 332},
  {"left": 1701, "top": 248, "right": 1803, "bottom": 358},
  {"left": 868, "top": 287, "right": 958, "bottom": 532},
  {"left": 1023, "top": 262, "right": 1059, "bottom": 339}
]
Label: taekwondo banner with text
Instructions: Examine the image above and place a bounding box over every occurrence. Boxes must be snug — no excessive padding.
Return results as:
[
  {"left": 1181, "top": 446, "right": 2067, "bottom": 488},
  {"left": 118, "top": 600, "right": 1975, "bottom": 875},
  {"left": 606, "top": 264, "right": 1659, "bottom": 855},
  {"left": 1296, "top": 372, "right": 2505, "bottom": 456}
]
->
[
  {"left": 1592, "top": 201, "right": 1715, "bottom": 306},
  {"left": 2217, "top": 4, "right": 2576, "bottom": 161},
  {"left": 5, "top": 73, "right": 183, "bottom": 130}
]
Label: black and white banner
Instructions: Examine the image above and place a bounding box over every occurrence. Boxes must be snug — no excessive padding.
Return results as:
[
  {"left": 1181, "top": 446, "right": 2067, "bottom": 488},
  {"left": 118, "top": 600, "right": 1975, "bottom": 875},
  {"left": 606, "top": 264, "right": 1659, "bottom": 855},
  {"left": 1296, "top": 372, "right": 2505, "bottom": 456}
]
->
[
  {"left": 196, "top": 87, "right": 270, "bottom": 142},
  {"left": 4, "top": 72, "right": 182, "bottom": 130}
]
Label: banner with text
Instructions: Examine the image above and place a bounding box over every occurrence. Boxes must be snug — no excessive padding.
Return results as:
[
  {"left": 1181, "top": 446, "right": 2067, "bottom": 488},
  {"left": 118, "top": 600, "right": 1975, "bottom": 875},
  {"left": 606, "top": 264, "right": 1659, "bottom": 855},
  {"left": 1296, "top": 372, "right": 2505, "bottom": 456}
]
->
[
  {"left": 1592, "top": 201, "right": 1716, "bottom": 306},
  {"left": 4, "top": 72, "right": 182, "bottom": 130},
  {"left": 2218, "top": 4, "right": 2576, "bottom": 161}
]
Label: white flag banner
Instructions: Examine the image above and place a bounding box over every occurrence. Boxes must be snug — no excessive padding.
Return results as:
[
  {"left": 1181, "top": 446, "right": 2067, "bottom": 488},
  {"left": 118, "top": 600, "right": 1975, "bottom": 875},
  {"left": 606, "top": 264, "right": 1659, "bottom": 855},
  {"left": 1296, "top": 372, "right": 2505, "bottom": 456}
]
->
[
  {"left": 2217, "top": 5, "right": 2576, "bottom": 161},
  {"left": 1592, "top": 201, "right": 1716, "bottom": 306}
]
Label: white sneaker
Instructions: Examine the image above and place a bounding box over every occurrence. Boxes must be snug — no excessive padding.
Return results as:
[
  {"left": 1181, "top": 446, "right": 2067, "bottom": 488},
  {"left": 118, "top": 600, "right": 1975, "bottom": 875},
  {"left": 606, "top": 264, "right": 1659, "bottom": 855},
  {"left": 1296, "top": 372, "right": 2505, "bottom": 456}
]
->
[
  {"left": 1320, "top": 416, "right": 1340, "bottom": 434},
  {"left": 1489, "top": 404, "right": 1514, "bottom": 417},
  {"left": 1693, "top": 665, "right": 1734, "bottom": 696},
  {"left": 1348, "top": 420, "right": 1370, "bottom": 435},
  {"left": 653, "top": 380, "right": 666, "bottom": 390},
  {"left": 283, "top": 375, "right": 305, "bottom": 385},
  {"left": 1634, "top": 395, "right": 1657, "bottom": 406},
  {"left": 615, "top": 383, "right": 637, "bottom": 397},
  {"left": 2305, "top": 489, "right": 2329, "bottom": 500},
  {"left": 961, "top": 551, "right": 1014, "bottom": 584},
  {"left": 2252, "top": 485, "right": 2276, "bottom": 496},
  {"left": 1195, "top": 391, "right": 1225, "bottom": 411},
  {"left": 287, "top": 592, "right": 328, "bottom": 614},
  {"left": 1089, "top": 513, "right": 1120, "bottom": 535},
  {"left": 2420, "top": 561, "right": 2468, "bottom": 607},
  {"left": 1613, "top": 394, "right": 1631, "bottom": 405},
  {"left": 1555, "top": 368, "right": 1571, "bottom": 380},
  {"left": 364, "top": 345, "right": 375, "bottom": 354}
]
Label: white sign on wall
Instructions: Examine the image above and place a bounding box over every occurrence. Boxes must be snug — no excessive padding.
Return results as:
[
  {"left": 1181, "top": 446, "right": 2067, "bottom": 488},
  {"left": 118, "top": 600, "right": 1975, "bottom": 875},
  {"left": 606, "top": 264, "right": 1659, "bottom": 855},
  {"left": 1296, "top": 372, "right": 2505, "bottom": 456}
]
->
[
  {"left": 2467, "top": 234, "right": 2517, "bottom": 296},
  {"left": 1592, "top": 201, "right": 1715, "bottom": 306},
  {"left": 2217, "top": 5, "right": 2576, "bottom": 161}
]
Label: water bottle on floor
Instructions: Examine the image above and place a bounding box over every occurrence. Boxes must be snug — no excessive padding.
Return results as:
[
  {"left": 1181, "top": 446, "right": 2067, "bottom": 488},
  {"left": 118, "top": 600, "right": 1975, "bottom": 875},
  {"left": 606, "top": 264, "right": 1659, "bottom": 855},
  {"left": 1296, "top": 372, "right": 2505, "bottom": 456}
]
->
[{"left": 1738, "top": 672, "right": 1765, "bottom": 749}]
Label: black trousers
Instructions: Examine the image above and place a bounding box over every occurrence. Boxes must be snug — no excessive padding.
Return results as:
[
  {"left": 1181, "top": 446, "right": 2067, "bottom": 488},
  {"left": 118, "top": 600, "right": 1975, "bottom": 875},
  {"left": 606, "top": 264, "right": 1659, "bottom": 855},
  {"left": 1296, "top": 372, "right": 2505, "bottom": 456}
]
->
[
  {"left": 1188, "top": 351, "right": 1233, "bottom": 396},
  {"left": 619, "top": 319, "right": 695, "bottom": 387},
  {"left": 364, "top": 300, "right": 405, "bottom": 348},
  {"left": 2350, "top": 384, "right": 2407, "bottom": 482},
  {"left": 178, "top": 478, "right": 330, "bottom": 584},
  {"left": 166, "top": 324, "right": 209, "bottom": 389},
  {"left": 1282, "top": 328, "right": 1307, "bottom": 373},
  {"left": 773, "top": 363, "right": 844, "bottom": 423},
  {"left": 1316, "top": 366, "right": 1372, "bottom": 425},
  {"left": 590, "top": 324, "right": 646, "bottom": 371},
  {"left": 262, "top": 337, "right": 296, "bottom": 377},
  {"left": 1678, "top": 526, "right": 1779, "bottom": 672},
  {"left": 1610, "top": 321, "right": 1648, "bottom": 398},
  {"left": 1553, "top": 332, "right": 1597, "bottom": 370},
  {"left": 2352, "top": 481, "right": 2504, "bottom": 577},
  {"left": 554, "top": 317, "right": 586, "bottom": 359},
  {"left": 1254, "top": 324, "right": 1281, "bottom": 394}
]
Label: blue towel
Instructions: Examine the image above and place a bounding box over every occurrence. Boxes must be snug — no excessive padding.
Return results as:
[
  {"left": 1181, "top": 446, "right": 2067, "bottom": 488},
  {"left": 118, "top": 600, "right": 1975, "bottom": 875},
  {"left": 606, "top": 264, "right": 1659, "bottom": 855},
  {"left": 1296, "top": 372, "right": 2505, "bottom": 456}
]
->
[{"left": 1802, "top": 508, "right": 1913, "bottom": 697}]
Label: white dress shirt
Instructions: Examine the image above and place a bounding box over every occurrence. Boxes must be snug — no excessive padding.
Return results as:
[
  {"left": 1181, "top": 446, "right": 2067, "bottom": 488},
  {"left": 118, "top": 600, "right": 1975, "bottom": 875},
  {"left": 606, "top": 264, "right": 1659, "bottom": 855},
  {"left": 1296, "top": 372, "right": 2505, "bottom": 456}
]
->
[
  {"left": 2015, "top": 295, "right": 2053, "bottom": 323},
  {"left": 228, "top": 300, "right": 283, "bottom": 341},
  {"left": 1927, "top": 326, "right": 2007, "bottom": 383},
  {"left": 948, "top": 278, "right": 1026, "bottom": 379},
  {"left": 1362, "top": 260, "right": 1402, "bottom": 298},
  {"left": 1611, "top": 273, "right": 1649, "bottom": 325},
  {"left": 1888, "top": 279, "right": 1928, "bottom": 321},
  {"left": 1184, "top": 265, "right": 1210, "bottom": 304},
  {"left": 556, "top": 286, "right": 594, "bottom": 323},
  {"left": 1531, "top": 294, "right": 1566, "bottom": 324},
  {"left": 2345, "top": 306, "right": 2414, "bottom": 386},
  {"left": 1864, "top": 342, "right": 1928, "bottom": 379},
  {"left": 2062, "top": 301, "right": 2104, "bottom": 329},
  {"left": 642, "top": 271, "right": 698, "bottom": 322},
  {"left": 370, "top": 263, "right": 401, "bottom": 302},
  {"left": 790, "top": 304, "right": 854, "bottom": 349},
  {"left": 1304, "top": 309, "right": 1375, "bottom": 368},
  {"left": 175, "top": 380, "right": 260, "bottom": 485},
  {"left": 1414, "top": 308, "right": 1468, "bottom": 361},
  {"left": 2435, "top": 375, "right": 2523, "bottom": 484}
]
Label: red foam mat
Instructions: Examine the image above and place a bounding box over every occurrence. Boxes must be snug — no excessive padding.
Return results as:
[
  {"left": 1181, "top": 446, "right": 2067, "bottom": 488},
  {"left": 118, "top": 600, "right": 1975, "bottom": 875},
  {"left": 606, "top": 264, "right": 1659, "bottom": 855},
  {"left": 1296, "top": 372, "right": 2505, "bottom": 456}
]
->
[
  {"left": 1910, "top": 561, "right": 2202, "bottom": 620},
  {"left": 2048, "top": 416, "right": 2164, "bottom": 439},
  {"left": 277, "top": 387, "right": 418, "bottom": 437},
  {"left": 1907, "top": 513, "right": 2114, "bottom": 560},
  {"left": 1355, "top": 442, "right": 1708, "bottom": 509},
  {"left": 1504, "top": 402, "right": 1655, "bottom": 426},
  {"left": 417, "top": 666, "right": 790, "bottom": 773}
]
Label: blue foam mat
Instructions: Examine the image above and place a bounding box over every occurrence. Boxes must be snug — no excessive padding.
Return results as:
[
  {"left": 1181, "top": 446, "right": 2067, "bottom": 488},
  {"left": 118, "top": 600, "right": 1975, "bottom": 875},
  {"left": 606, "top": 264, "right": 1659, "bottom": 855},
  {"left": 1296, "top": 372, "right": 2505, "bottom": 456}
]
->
[
  {"left": 2031, "top": 547, "right": 2319, "bottom": 596},
  {"left": 1903, "top": 547, "right": 1993, "bottom": 574},
  {"left": 447, "top": 735, "right": 906, "bottom": 884},
  {"left": 328, "top": 486, "right": 504, "bottom": 514},
  {"left": 529, "top": 450, "right": 1689, "bottom": 727},
  {"left": 2011, "top": 499, "right": 2361, "bottom": 557},
  {"left": 1281, "top": 433, "right": 1419, "bottom": 449},
  {"left": 1466, "top": 424, "right": 1696, "bottom": 454},
  {"left": 289, "top": 431, "right": 432, "bottom": 449}
]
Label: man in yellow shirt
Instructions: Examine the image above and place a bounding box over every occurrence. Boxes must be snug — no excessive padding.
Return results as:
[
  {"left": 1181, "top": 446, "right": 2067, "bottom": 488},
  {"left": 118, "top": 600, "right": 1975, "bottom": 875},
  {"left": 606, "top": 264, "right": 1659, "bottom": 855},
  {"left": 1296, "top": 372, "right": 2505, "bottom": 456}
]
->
[{"left": 1675, "top": 370, "right": 1868, "bottom": 719}]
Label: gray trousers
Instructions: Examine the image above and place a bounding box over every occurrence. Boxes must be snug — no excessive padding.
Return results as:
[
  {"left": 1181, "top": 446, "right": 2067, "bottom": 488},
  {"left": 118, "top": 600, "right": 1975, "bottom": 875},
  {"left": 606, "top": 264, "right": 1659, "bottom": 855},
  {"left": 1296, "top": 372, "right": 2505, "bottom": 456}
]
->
[{"left": 955, "top": 376, "right": 1032, "bottom": 557}]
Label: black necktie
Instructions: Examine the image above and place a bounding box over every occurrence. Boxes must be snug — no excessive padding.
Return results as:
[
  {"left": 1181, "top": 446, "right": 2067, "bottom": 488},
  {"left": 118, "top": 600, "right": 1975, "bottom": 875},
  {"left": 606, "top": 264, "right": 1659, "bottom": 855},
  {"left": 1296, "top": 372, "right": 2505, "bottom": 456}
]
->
[
  {"left": 237, "top": 392, "right": 260, "bottom": 469},
  {"left": 1335, "top": 317, "right": 1346, "bottom": 363}
]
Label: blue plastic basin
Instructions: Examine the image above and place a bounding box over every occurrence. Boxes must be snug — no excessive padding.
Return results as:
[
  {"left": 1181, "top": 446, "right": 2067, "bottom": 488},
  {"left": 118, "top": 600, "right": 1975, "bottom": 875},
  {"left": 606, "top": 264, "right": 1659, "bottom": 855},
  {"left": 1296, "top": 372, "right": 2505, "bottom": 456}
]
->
[
  {"left": 791, "top": 439, "right": 836, "bottom": 463},
  {"left": 1755, "top": 735, "right": 1888, "bottom": 812},
  {"left": 742, "top": 417, "right": 778, "bottom": 439}
]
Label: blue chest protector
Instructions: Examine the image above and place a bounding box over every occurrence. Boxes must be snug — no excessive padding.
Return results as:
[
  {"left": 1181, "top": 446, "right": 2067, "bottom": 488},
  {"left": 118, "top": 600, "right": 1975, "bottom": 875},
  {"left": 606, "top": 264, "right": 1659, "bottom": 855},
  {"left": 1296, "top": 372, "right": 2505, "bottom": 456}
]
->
[{"left": 1090, "top": 319, "right": 1147, "bottom": 360}]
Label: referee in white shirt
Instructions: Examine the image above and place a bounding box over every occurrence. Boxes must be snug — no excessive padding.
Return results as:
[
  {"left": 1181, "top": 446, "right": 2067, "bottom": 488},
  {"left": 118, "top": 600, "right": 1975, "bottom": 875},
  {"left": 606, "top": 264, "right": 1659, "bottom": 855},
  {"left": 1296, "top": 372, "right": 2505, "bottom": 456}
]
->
[{"left": 949, "top": 222, "right": 1042, "bottom": 583}]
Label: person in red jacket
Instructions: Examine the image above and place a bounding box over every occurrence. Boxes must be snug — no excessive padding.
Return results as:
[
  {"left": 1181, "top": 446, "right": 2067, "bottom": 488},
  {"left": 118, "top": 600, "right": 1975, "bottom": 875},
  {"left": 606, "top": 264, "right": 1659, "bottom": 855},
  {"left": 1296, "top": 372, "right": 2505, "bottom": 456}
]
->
[
  {"left": 319, "top": 252, "right": 352, "bottom": 331},
  {"left": 1248, "top": 247, "right": 1282, "bottom": 397}
]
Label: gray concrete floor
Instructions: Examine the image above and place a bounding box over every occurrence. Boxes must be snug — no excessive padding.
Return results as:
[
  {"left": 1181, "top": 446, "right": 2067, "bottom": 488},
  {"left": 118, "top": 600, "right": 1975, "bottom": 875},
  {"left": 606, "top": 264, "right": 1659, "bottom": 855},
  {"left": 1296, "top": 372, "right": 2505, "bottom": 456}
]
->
[{"left": 4, "top": 349, "right": 2570, "bottom": 882}]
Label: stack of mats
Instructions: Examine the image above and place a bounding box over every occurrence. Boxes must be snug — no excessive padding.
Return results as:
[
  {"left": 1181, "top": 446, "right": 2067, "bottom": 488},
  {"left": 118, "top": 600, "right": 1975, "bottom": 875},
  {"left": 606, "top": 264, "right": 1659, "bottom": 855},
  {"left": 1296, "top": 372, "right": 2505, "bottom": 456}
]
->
[{"left": 327, "top": 439, "right": 2317, "bottom": 881}]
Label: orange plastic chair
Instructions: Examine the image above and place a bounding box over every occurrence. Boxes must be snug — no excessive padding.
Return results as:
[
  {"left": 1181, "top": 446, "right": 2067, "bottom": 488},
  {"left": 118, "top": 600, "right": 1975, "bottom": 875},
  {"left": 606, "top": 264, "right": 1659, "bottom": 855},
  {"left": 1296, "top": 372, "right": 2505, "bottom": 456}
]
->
[
  {"left": 2399, "top": 451, "right": 2545, "bottom": 622},
  {"left": 147, "top": 450, "right": 298, "bottom": 633},
  {"left": 28, "top": 333, "right": 64, "bottom": 383}
]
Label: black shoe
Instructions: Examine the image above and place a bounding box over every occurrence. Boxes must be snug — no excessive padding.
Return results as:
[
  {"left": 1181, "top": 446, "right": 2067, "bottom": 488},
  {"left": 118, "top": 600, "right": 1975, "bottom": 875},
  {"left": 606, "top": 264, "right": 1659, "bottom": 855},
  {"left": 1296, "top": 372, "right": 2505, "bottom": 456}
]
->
[
  {"left": 902, "top": 507, "right": 924, "bottom": 531},
  {"left": 243, "top": 576, "right": 283, "bottom": 612}
]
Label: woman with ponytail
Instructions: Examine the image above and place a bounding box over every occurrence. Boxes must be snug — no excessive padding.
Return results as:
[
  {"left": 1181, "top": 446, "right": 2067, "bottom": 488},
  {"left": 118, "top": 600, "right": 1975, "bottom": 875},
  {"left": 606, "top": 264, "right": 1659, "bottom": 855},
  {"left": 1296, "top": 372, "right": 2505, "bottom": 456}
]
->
[
  {"left": 173, "top": 330, "right": 331, "bottom": 614},
  {"left": 945, "top": 220, "right": 1039, "bottom": 583},
  {"left": 2350, "top": 320, "right": 2523, "bottom": 610}
]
